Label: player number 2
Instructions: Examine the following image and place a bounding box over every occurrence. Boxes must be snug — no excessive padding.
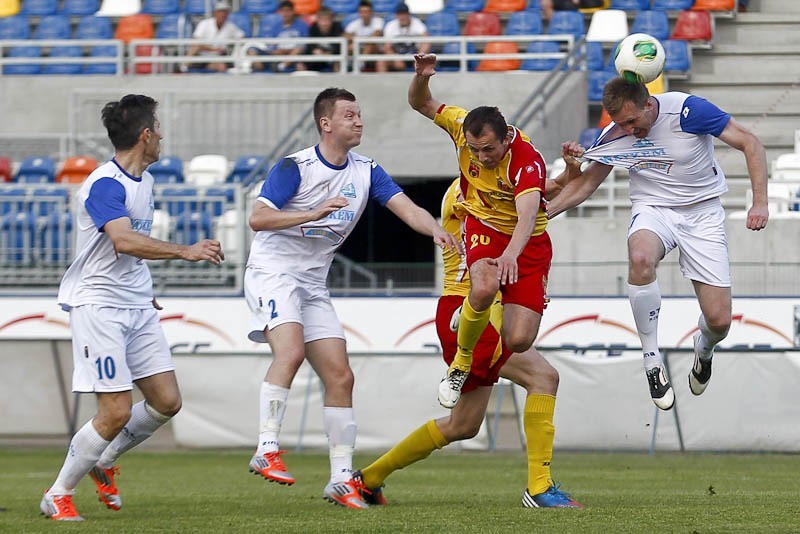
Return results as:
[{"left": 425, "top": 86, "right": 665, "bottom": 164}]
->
[
  {"left": 95, "top": 356, "right": 116, "bottom": 380},
  {"left": 470, "top": 234, "right": 490, "bottom": 249},
  {"left": 268, "top": 299, "right": 278, "bottom": 319}
]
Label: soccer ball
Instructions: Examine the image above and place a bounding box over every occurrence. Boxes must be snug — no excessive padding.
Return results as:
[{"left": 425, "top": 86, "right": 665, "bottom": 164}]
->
[{"left": 613, "top": 33, "right": 666, "bottom": 84}]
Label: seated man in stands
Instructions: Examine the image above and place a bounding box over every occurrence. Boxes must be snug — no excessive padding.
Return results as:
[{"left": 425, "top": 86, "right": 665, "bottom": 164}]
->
[
  {"left": 305, "top": 7, "right": 343, "bottom": 72},
  {"left": 185, "top": 1, "right": 244, "bottom": 72},
  {"left": 250, "top": 0, "right": 309, "bottom": 72},
  {"left": 343, "top": 0, "right": 384, "bottom": 72},
  {"left": 380, "top": 2, "right": 429, "bottom": 73}
]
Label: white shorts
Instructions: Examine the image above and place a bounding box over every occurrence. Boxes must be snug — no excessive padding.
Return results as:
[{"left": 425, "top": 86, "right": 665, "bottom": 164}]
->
[
  {"left": 628, "top": 198, "right": 730, "bottom": 287},
  {"left": 244, "top": 267, "right": 345, "bottom": 344},
  {"left": 69, "top": 305, "right": 174, "bottom": 393}
]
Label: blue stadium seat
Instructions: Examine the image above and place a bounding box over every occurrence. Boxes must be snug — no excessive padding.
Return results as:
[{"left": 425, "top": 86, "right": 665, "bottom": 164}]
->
[
  {"left": 156, "top": 13, "right": 192, "bottom": 38},
  {"left": 584, "top": 41, "right": 604, "bottom": 71},
  {"left": 241, "top": 0, "right": 278, "bottom": 14},
  {"left": 33, "top": 15, "right": 71, "bottom": 40},
  {"left": 229, "top": 12, "right": 253, "bottom": 37},
  {"left": 148, "top": 156, "right": 184, "bottom": 184},
  {"left": 0, "top": 211, "right": 37, "bottom": 264},
  {"left": 605, "top": 41, "right": 623, "bottom": 71},
  {"left": 203, "top": 186, "right": 235, "bottom": 216},
  {"left": 0, "top": 15, "right": 31, "bottom": 40},
  {"left": 371, "top": 0, "right": 399, "bottom": 13},
  {"left": 547, "top": 11, "right": 585, "bottom": 40},
  {"left": 75, "top": 15, "right": 114, "bottom": 39},
  {"left": 438, "top": 41, "right": 477, "bottom": 71},
  {"left": 579, "top": 127, "right": 602, "bottom": 148},
  {"left": 424, "top": 11, "right": 459, "bottom": 36},
  {"left": 0, "top": 187, "right": 28, "bottom": 215},
  {"left": 4, "top": 46, "right": 42, "bottom": 75},
  {"left": 526, "top": 0, "right": 541, "bottom": 8},
  {"left": 630, "top": 10, "right": 670, "bottom": 41},
  {"left": 60, "top": 0, "right": 100, "bottom": 16},
  {"left": 663, "top": 38, "right": 690, "bottom": 72},
  {"left": 184, "top": 0, "right": 211, "bottom": 14},
  {"left": 32, "top": 186, "right": 70, "bottom": 216},
  {"left": 652, "top": 0, "right": 694, "bottom": 10},
  {"left": 141, "top": 0, "right": 180, "bottom": 14},
  {"left": 444, "top": 0, "right": 485, "bottom": 13},
  {"left": 43, "top": 45, "right": 83, "bottom": 74},
  {"left": 589, "top": 70, "right": 616, "bottom": 102},
  {"left": 610, "top": 0, "right": 651, "bottom": 10},
  {"left": 174, "top": 212, "right": 212, "bottom": 244},
  {"left": 506, "top": 10, "right": 542, "bottom": 36},
  {"left": 15, "top": 156, "right": 56, "bottom": 183},
  {"left": 227, "top": 155, "right": 265, "bottom": 183},
  {"left": 323, "top": 0, "right": 360, "bottom": 14},
  {"left": 21, "top": 0, "right": 58, "bottom": 16},
  {"left": 520, "top": 40, "right": 560, "bottom": 71},
  {"left": 83, "top": 45, "right": 119, "bottom": 74},
  {"left": 159, "top": 187, "right": 198, "bottom": 216},
  {"left": 40, "top": 211, "right": 73, "bottom": 263},
  {"left": 342, "top": 12, "right": 359, "bottom": 27},
  {"left": 257, "top": 13, "right": 283, "bottom": 37}
]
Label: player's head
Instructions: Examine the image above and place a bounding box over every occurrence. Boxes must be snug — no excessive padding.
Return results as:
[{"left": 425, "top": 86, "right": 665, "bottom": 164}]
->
[
  {"left": 314, "top": 88, "right": 362, "bottom": 148},
  {"left": 463, "top": 106, "right": 510, "bottom": 169},
  {"left": 101, "top": 94, "right": 161, "bottom": 162},
  {"left": 603, "top": 77, "right": 655, "bottom": 139}
]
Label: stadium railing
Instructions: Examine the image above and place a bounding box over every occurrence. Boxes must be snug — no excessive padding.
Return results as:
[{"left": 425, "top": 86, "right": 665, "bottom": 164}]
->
[{"left": 0, "top": 38, "right": 123, "bottom": 74}]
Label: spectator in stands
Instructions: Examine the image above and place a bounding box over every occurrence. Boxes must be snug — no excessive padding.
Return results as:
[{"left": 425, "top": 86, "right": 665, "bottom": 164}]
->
[
  {"left": 39, "top": 94, "right": 224, "bottom": 522},
  {"left": 343, "top": 0, "right": 384, "bottom": 72},
  {"left": 381, "top": 2, "right": 429, "bottom": 72},
  {"left": 548, "top": 78, "right": 769, "bottom": 413},
  {"left": 185, "top": 1, "right": 244, "bottom": 72},
  {"left": 305, "top": 6, "right": 344, "bottom": 72},
  {"left": 541, "top": 0, "right": 604, "bottom": 21},
  {"left": 250, "top": 0, "right": 310, "bottom": 72},
  {"left": 738, "top": 0, "right": 749, "bottom": 12}
]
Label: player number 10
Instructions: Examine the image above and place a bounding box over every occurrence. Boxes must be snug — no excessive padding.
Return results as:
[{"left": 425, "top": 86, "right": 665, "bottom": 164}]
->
[{"left": 95, "top": 356, "right": 116, "bottom": 380}]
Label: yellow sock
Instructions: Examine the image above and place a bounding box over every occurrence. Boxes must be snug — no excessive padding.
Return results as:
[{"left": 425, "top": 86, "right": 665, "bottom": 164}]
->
[
  {"left": 524, "top": 394, "right": 556, "bottom": 495},
  {"left": 360, "top": 420, "right": 449, "bottom": 489},
  {"left": 453, "top": 296, "right": 492, "bottom": 372}
]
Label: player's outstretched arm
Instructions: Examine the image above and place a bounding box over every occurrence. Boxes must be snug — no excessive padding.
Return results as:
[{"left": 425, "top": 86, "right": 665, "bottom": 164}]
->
[
  {"left": 718, "top": 118, "right": 769, "bottom": 230},
  {"left": 546, "top": 141, "right": 612, "bottom": 219},
  {"left": 545, "top": 152, "right": 583, "bottom": 200},
  {"left": 408, "top": 53, "right": 443, "bottom": 120},
  {"left": 385, "top": 193, "right": 461, "bottom": 252},
  {"left": 104, "top": 217, "right": 224, "bottom": 264},
  {"left": 249, "top": 196, "right": 349, "bottom": 231}
]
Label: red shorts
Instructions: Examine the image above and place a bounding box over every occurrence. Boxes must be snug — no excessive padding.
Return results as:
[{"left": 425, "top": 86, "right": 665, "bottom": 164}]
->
[
  {"left": 436, "top": 294, "right": 513, "bottom": 394},
  {"left": 464, "top": 215, "right": 552, "bottom": 314}
]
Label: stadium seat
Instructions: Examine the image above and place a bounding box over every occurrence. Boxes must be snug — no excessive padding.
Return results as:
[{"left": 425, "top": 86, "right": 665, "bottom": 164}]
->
[
  {"left": 159, "top": 187, "right": 198, "bottom": 216},
  {"left": 150, "top": 208, "right": 170, "bottom": 241},
  {"left": 291, "top": 0, "right": 320, "bottom": 15},
  {"left": 40, "top": 211, "right": 73, "bottom": 264},
  {"left": 323, "top": 0, "right": 360, "bottom": 14},
  {"left": 31, "top": 185, "right": 69, "bottom": 216},
  {"left": 652, "top": 0, "right": 694, "bottom": 10},
  {"left": 484, "top": 0, "right": 525, "bottom": 12},
  {"left": 96, "top": 0, "right": 141, "bottom": 16},
  {"left": 476, "top": 41, "right": 519, "bottom": 71},
  {"left": 443, "top": 0, "right": 484, "bottom": 13},
  {"left": 132, "top": 43, "right": 159, "bottom": 74},
  {"left": 584, "top": 40, "right": 604, "bottom": 70},
  {"left": 589, "top": 70, "right": 615, "bottom": 102},
  {"left": 186, "top": 154, "right": 228, "bottom": 186},
  {"left": 610, "top": 0, "right": 650, "bottom": 9},
  {"left": 663, "top": 38, "right": 690, "bottom": 73},
  {"left": 183, "top": 0, "right": 210, "bottom": 14},
  {"left": 227, "top": 155, "right": 265, "bottom": 183},
  {"left": 505, "top": 10, "right": 542, "bottom": 36},
  {"left": 21, "top": 0, "right": 58, "bottom": 16},
  {"left": 148, "top": 157, "right": 184, "bottom": 184},
  {"left": 141, "top": 0, "right": 179, "bottom": 14},
  {"left": 174, "top": 212, "right": 212, "bottom": 244},
  {"left": 520, "top": 40, "right": 560, "bottom": 71},
  {"left": 257, "top": 13, "right": 283, "bottom": 37},
  {"left": 203, "top": 186, "right": 235, "bottom": 216},
  {"left": 156, "top": 13, "right": 192, "bottom": 39},
  {"left": 604, "top": 43, "right": 621, "bottom": 71},
  {"left": 75, "top": 15, "right": 113, "bottom": 39},
  {"left": 3, "top": 45, "right": 42, "bottom": 75},
  {"left": 240, "top": 0, "right": 278, "bottom": 14},
  {"left": 598, "top": 106, "right": 612, "bottom": 127},
  {"left": 83, "top": 44, "right": 119, "bottom": 74},
  {"left": 585, "top": 9, "right": 628, "bottom": 43},
  {"left": 424, "top": 11, "right": 459, "bottom": 36},
  {"left": 370, "top": 0, "right": 397, "bottom": 13},
  {"left": 43, "top": 46, "right": 84, "bottom": 75},
  {"left": 691, "top": 0, "right": 734, "bottom": 10},
  {"left": 0, "top": 211, "right": 37, "bottom": 264},
  {"left": 630, "top": 10, "right": 671, "bottom": 41},
  {"left": 34, "top": 15, "right": 72, "bottom": 40},
  {"left": 772, "top": 153, "right": 800, "bottom": 182},
  {"left": 645, "top": 72, "right": 666, "bottom": 94},
  {"left": 0, "top": 0, "right": 20, "bottom": 17},
  {"left": 670, "top": 10, "right": 713, "bottom": 42},
  {"left": 57, "top": 156, "right": 98, "bottom": 183},
  {"left": 114, "top": 14, "right": 155, "bottom": 43},
  {"left": 15, "top": 156, "right": 55, "bottom": 183},
  {"left": 215, "top": 208, "right": 241, "bottom": 263},
  {"left": 579, "top": 0, "right": 610, "bottom": 12},
  {"left": 228, "top": 12, "right": 252, "bottom": 37},
  {"left": 438, "top": 41, "right": 477, "bottom": 71},
  {"left": 547, "top": 11, "right": 585, "bottom": 40},
  {"left": 404, "top": 0, "right": 443, "bottom": 14},
  {"left": 0, "top": 158, "right": 11, "bottom": 183},
  {"left": 0, "top": 186, "right": 27, "bottom": 215},
  {"left": 464, "top": 12, "right": 501, "bottom": 36},
  {"left": 59, "top": 0, "right": 99, "bottom": 15},
  {"left": 0, "top": 15, "right": 30, "bottom": 40},
  {"left": 579, "top": 126, "right": 603, "bottom": 148}
]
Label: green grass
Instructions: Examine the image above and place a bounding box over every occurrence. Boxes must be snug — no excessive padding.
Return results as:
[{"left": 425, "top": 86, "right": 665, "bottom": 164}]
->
[{"left": 1, "top": 449, "right": 798, "bottom": 533}]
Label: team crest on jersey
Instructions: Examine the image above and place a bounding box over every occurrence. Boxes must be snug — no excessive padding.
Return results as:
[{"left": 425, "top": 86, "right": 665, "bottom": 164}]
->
[
  {"left": 340, "top": 183, "right": 357, "bottom": 198},
  {"left": 495, "top": 177, "right": 512, "bottom": 193},
  {"left": 632, "top": 138, "right": 655, "bottom": 148},
  {"left": 468, "top": 160, "right": 480, "bottom": 178}
]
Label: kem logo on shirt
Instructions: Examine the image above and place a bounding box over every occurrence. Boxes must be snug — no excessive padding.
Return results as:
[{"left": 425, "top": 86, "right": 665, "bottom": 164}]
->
[
  {"left": 340, "top": 183, "right": 356, "bottom": 198},
  {"left": 131, "top": 218, "right": 152, "bottom": 233}
]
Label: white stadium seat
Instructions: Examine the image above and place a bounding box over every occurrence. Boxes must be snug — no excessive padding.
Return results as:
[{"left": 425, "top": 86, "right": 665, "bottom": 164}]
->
[{"left": 185, "top": 154, "right": 229, "bottom": 186}]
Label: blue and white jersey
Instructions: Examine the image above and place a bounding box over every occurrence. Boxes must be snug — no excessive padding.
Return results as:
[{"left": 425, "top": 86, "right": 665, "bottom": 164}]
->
[
  {"left": 247, "top": 145, "right": 403, "bottom": 283},
  {"left": 583, "top": 92, "right": 731, "bottom": 206},
  {"left": 58, "top": 159, "right": 155, "bottom": 311}
]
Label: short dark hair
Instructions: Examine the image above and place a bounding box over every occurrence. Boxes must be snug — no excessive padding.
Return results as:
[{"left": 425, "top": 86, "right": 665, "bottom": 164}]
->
[
  {"left": 278, "top": 0, "right": 293, "bottom": 9},
  {"left": 602, "top": 77, "right": 650, "bottom": 115},
  {"left": 358, "top": 0, "right": 373, "bottom": 7},
  {"left": 100, "top": 94, "right": 157, "bottom": 151},
  {"left": 313, "top": 88, "right": 357, "bottom": 133},
  {"left": 463, "top": 106, "right": 507, "bottom": 141}
]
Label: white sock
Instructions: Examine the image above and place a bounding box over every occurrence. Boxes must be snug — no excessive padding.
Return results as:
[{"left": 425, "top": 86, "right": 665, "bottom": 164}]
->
[
  {"left": 323, "top": 406, "right": 356, "bottom": 484},
  {"left": 697, "top": 314, "right": 725, "bottom": 361},
  {"left": 96, "top": 402, "right": 171, "bottom": 469},
  {"left": 628, "top": 281, "right": 664, "bottom": 372},
  {"left": 50, "top": 419, "right": 111, "bottom": 494},
  {"left": 257, "top": 382, "right": 289, "bottom": 455}
]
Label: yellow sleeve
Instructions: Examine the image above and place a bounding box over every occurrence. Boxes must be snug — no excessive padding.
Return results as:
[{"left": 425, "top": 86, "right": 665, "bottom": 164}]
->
[{"left": 433, "top": 105, "right": 468, "bottom": 146}]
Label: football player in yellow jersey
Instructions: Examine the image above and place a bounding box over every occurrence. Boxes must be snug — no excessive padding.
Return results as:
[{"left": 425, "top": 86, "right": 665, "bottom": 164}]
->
[
  {"left": 408, "top": 53, "right": 557, "bottom": 409},
  {"left": 353, "top": 171, "right": 585, "bottom": 508}
]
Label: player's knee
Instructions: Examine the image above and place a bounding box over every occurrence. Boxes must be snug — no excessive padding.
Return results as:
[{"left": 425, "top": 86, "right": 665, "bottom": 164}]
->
[
  {"left": 450, "top": 419, "right": 482, "bottom": 440},
  {"left": 628, "top": 250, "right": 657, "bottom": 277},
  {"left": 103, "top": 407, "right": 133, "bottom": 434},
  {"left": 324, "top": 366, "right": 354, "bottom": 395},
  {"left": 156, "top": 396, "right": 182, "bottom": 418},
  {"left": 705, "top": 315, "right": 731, "bottom": 335},
  {"left": 505, "top": 333, "right": 535, "bottom": 354}
]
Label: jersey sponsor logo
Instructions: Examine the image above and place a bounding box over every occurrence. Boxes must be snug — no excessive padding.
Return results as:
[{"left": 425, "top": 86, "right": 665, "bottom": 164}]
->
[
  {"left": 632, "top": 138, "right": 654, "bottom": 148},
  {"left": 631, "top": 161, "right": 673, "bottom": 173},
  {"left": 130, "top": 218, "right": 152, "bottom": 233},
  {"left": 340, "top": 183, "right": 356, "bottom": 198},
  {"left": 301, "top": 225, "right": 344, "bottom": 244},
  {"left": 326, "top": 209, "right": 355, "bottom": 221}
]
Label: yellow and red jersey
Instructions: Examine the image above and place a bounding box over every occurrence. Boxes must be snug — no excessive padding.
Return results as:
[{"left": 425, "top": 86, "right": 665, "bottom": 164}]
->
[
  {"left": 433, "top": 105, "right": 549, "bottom": 236},
  {"left": 440, "top": 178, "right": 470, "bottom": 297}
]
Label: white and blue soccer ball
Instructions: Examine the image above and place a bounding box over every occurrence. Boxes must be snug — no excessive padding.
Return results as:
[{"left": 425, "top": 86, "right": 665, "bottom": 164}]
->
[{"left": 614, "top": 33, "right": 666, "bottom": 84}]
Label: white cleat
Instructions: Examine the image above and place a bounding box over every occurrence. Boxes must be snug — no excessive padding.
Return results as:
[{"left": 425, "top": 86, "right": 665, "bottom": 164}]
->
[
  {"left": 40, "top": 489, "right": 83, "bottom": 521},
  {"left": 437, "top": 368, "right": 468, "bottom": 409},
  {"left": 689, "top": 333, "right": 713, "bottom": 396},
  {"left": 322, "top": 479, "right": 369, "bottom": 509}
]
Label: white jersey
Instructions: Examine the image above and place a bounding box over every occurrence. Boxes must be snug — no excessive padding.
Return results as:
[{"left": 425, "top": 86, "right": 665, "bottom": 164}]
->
[
  {"left": 583, "top": 92, "right": 731, "bottom": 207},
  {"left": 58, "top": 159, "right": 155, "bottom": 311},
  {"left": 246, "top": 145, "right": 403, "bottom": 284}
]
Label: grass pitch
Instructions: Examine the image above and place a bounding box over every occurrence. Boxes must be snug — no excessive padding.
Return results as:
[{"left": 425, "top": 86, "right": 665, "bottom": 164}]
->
[{"left": 0, "top": 448, "right": 797, "bottom": 533}]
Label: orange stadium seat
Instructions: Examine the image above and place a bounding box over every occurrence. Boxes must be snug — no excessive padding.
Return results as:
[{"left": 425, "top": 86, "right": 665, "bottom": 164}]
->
[
  {"left": 0, "top": 0, "right": 20, "bottom": 17},
  {"left": 464, "top": 12, "right": 501, "bottom": 36},
  {"left": 691, "top": 0, "right": 734, "bottom": 10},
  {"left": 645, "top": 73, "right": 666, "bottom": 95},
  {"left": 476, "top": 41, "right": 519, "bottom": 71},
  {"left": 292, "top": 0, "right": 320, "bottom": 15},
  {"left": 57, "top": 156, "right": 98, "bottom": 184},
  {"left": 598, "top": 107, "right": 612, "bottom": 128},
  {"left": 671, "top": 10, "right": 713, "bottom": 42},
  {"left": 114, "top": 13, "right": 155, "bottom": 43},
  {"left": 483, "top": 0, "right": 525, "bottom": 13},
  {"left": 0, "top": 157, "right": 11, "bottom": 182}
]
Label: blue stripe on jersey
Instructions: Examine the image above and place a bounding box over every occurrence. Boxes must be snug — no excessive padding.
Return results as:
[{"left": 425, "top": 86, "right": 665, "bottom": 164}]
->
[
  {"left": 369, "top": 163, "right": 403, "bottom": 206},
  {"left": 261, "top": 158, "right": 301, "bottom": 209},
  {"left": 85, "top": 177, "right": 128, "bottom": 232},
  {"left": 679, "top": 95, "right": 731, "bottom": 137}
]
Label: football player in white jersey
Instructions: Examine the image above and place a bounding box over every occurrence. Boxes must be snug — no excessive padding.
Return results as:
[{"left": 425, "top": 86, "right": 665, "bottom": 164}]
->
[
  {"left": 41, "top": 95, "right": 224, "bottom": 521},
  {"left": 547, "top": 78, "right": 768, "bottom": 411},
  {"left": 244, "top": 88, "right": 458, "bottom": 509}
]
